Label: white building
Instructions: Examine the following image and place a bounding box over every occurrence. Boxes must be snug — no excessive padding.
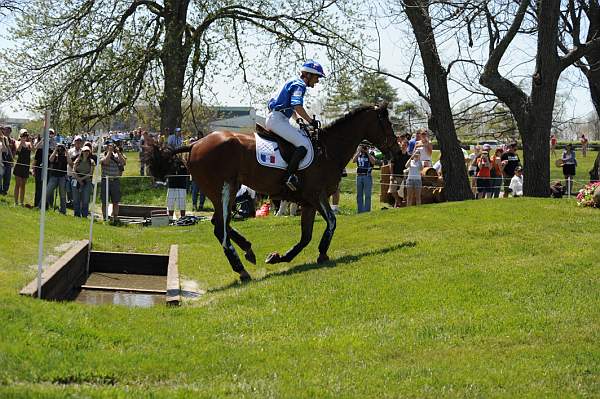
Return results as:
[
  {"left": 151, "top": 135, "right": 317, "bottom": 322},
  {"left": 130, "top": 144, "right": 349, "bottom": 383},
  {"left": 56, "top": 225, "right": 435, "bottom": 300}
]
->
[{"left": 208, "top": 106, "right": 265, "bottom": 134}]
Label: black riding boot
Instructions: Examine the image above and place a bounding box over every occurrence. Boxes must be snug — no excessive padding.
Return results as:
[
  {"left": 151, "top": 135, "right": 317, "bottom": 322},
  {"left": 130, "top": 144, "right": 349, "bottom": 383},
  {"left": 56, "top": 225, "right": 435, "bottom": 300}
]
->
[{"left": 285, "top": 146, "right": 307, "bottom": 191}]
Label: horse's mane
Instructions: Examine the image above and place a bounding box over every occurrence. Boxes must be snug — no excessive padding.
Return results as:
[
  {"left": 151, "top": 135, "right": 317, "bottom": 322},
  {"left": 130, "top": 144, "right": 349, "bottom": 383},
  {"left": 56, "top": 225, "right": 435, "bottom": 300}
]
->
[{"left": 324, "top": 103, "right": 389, "bottom": 131}]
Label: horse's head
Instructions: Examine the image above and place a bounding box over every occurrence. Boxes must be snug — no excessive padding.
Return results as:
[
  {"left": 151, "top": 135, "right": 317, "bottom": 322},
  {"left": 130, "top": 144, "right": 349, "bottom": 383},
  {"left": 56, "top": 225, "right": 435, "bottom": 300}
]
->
[
  {"left": 145, "top": 144, "right": 180, "bottom": 181},
  {"left": 365, "top": 103, "right": 400, "bottom": 159}
]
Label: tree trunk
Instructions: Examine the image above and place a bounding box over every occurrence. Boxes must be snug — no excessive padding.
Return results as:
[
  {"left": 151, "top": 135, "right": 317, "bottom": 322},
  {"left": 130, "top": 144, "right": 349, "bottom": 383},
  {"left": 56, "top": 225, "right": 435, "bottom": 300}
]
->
[
  {"left": 159, "top": 0, "right": 191, "bottom": 134},
  {"left": 404, "top": 0, "right": 472, "bottom": 201},
  {"left": 480, "top": 0, "right": 562, "bottom": 197},
  {"left": 521, "top": 0, "right": 561, "bottom": 197},
  {"left": 584, "top": 2, "right": 600, "bottom": 123}
]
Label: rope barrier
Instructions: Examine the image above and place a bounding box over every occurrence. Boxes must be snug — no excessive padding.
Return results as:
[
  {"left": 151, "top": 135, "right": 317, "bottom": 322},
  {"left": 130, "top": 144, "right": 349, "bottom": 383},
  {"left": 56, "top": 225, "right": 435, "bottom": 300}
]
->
[{"left": 3, "top": 160, "right": 596, "bottom": 185}]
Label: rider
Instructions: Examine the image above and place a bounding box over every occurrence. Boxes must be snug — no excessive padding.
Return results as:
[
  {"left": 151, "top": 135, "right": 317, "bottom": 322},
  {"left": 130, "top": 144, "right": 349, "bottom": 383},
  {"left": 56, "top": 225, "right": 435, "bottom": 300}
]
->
[{"left": 266, "top": 59, "right": 325, "bottom": 191}]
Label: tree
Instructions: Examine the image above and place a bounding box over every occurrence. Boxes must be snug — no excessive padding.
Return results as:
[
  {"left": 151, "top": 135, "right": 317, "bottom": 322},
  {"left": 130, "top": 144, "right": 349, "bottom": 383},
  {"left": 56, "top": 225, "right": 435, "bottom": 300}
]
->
[
  {"left": 479, "top": 0, "right": 600, "bottom": 196},
  {"left": 357, "top": 72, "right": 398, "bottom": 105},
  {"left": 0, "top": 0, "right": 362, "bottom": 133},
  {"left": 323, "top": 69, "right": 359, "bottom": 119},
  {"left": 394, "top": 101, "right": 424, "bottom": 135},
  {"left": 0, "top": 0, "right": 20, "bottom": 16},
  {"left": 400, "top": 0, "right": 473, "bottom": 201},
  {"left": 562, "top": 1, "right": 600, "bottom": 128}
]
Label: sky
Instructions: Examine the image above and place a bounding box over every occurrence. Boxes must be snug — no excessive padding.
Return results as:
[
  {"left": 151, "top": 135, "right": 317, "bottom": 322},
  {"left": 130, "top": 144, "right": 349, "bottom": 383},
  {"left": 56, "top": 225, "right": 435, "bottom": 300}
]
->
[{"left": 0, "top": 7, "right": 596, "bottom": 126}]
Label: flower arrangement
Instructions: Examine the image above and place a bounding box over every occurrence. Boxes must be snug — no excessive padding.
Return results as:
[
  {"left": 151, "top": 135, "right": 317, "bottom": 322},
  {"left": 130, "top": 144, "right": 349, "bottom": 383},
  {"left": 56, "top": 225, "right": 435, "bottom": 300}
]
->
[{"left": 576, "top": 182, "right": 600, "bottom": 208}]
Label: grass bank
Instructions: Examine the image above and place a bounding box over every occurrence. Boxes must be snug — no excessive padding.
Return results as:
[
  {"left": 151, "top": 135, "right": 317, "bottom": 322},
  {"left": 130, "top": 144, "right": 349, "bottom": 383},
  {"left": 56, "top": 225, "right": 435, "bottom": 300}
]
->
[{"left": 0, "top": 197, "right": 599, "bottom": 397}]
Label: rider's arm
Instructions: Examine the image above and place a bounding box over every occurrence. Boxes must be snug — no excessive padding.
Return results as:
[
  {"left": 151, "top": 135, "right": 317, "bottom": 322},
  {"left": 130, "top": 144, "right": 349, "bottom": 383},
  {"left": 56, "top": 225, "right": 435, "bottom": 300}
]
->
[{"left": 293, "top": 105, "right": 313, "bottom": 124}]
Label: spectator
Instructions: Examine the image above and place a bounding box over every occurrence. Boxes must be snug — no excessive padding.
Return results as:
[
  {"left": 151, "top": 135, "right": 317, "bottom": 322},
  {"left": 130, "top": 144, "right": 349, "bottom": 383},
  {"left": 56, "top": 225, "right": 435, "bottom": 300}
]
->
[
  {"left": 66, "top": 135, "right": 83, "bottom": 206},
  {"left": 167, "top": 127, "right": 184, "bottom": 149},
  {"left": 388, "top": 138, "right": 410, "bottom": 207},
  {"left": 0, "top": 126, "right": 16, "bottom": 195},
  {"left": 414, "top": 128, "right": 433, "bottom": 167},
  {"left": 405, "top": 149, "right": 423, "bottom": 206},
  {"left": 329, "top": 168, "right": 346, "bottom": 214},
  {"left": 31, "top": 135, "right": 47, "bottom": 208},
  {"left": 476, "top": 150, "right": 492, "bottom": 199},
  {"left": 46, "top": 143, "right": 68, "bottom": 214},
  {"left": 100, "top": 141, "right": 126, "bottom": 222},
  {"left": 407, "top": 130, "right": 420, "bottom": 155},
  {"left": 468, "top": 145, "right": 481, "bottom": 196},
  {"left": 509, "top": 167, "right": 524, "bottom": 197},
  {"left": 500, "top": 142, "right": 521, "bottom": 198},
  {"left": 138, "top": 128, "right": 146, "bottom": 176},
  {"left": 580, "top": 134, "right": 589, "bottom": 158},
  {"left": 550, "top": 133, "right": 558, "bottom": 157},
  {"left": 490, "top": 148, "right": 504, "bottom": 198},
  {"left": 353, "top": 142, "right": 376, "bottom": 213},
  {"left": 191, "top": 180, "right": 206, "bottom": 211},
  {"left": 276, "top": 200, "right": 298, "bottom": 216},
  {"left": 562, "top": 143, "right": 577, "bottom": 195},
  {"left": 13, "top": 129, "right": 32, "bottom": 206},
  {"left": 73, "top": 145, "right": 95, "bottom": 217},
  {"left": 166, "top": 159, "right": 188, "bottom": 219}
]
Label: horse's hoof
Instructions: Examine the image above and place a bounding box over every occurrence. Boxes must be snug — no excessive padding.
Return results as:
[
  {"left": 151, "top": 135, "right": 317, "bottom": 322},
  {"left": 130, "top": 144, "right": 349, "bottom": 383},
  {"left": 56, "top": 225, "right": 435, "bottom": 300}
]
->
[
  {"left": 317, "top": 254, "right": 329, "bottom": 264},
  {"left": 245, "top": 249, "right": 257, "bottom": 265},
  {"left": 239, "top": 270, "right": 252, "bottom": 283},
  {"left": 265, "top": 252, "right": 281, "bottom": 264}
]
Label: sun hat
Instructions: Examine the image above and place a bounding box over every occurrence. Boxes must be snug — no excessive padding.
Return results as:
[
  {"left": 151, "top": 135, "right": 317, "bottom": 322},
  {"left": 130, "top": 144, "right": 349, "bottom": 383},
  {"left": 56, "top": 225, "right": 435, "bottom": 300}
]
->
[
  {"left": 19, "top": 128, "right": 28, "bottom": 135},
  {"left": 82, "top": 145, "right": 92, "bottom": 152},
  {"left": 74, "top": 135, "right": 83, "bottom": 141}
]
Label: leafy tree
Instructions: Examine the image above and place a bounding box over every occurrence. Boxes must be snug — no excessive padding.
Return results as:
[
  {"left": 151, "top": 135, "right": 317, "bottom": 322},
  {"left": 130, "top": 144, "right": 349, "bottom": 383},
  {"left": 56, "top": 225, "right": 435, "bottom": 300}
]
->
[
  {"left": 400, "top": 0, "right": 473, "bottom": 201},
  {"left": 479, "top": 0, "right": 600, "bottom": 196},
  {"left": 358, "top": 73, "right": 398, "bottom": 105},
  {"left": 323, "top": 70, "right": 359, "bottom": 119},
  {"left": 394, "top": 101, "right": 423, "bottom": 135},
  {"left": 0, "top": 0, "right": 362, "bottom": 134},
  {"left": 22, "top": 118, "right": 45, "bottom": 135}
]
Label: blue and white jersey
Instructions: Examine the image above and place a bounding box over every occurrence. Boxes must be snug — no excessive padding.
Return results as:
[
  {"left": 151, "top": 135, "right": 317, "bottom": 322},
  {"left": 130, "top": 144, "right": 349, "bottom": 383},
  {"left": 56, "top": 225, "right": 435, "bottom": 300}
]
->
[
  {"left": 268, "top": 78, "right": 307, "bottom": 118},
  {"left": 356, "top": 153, "right": 373, "bottom": 175}
]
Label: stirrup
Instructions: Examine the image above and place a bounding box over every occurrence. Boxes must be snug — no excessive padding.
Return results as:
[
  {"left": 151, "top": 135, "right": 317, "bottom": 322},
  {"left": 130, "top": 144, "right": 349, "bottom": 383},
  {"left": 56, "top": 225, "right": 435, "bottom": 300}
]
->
[{"left": 285, "top": 175, "right": 299, "bottom": 191}]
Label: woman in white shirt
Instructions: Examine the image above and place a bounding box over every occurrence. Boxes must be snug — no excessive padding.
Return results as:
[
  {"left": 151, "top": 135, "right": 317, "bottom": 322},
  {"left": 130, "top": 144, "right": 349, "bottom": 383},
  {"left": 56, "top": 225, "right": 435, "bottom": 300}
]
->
[
  {"left": 405, "top": 150, "right": 423, "bottom": 206},
  {"left": 414, "top": 129, "right": 433, "bottom": 167},
  {"left": 509, "top": 167, "right": 523, "bottom": 197}
]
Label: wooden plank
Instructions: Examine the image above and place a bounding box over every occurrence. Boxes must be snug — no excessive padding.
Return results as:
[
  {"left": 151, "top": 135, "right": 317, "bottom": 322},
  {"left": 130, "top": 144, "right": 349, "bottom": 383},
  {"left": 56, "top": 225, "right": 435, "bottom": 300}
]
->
[
  {"left": 118, "top": 204, "right": 168, "bottom": 218},
  {"left": 20, "top": 240, "right": 89, "bottom": 299},
  {"left": 166, "top": 245, "right": 180, "bottom": 306},
  {"left": 80, "top": 285, "right": 166, "bottom": 294},
  {"left": 90, "top": 251, "right": 168, "bottom": 275}
]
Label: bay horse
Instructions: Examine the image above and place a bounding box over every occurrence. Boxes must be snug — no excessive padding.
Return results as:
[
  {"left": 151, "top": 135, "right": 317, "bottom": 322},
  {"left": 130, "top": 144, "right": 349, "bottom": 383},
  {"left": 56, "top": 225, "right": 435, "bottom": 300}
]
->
[{"left": 148, "top": 104, "right": 399, "bottom": 282}]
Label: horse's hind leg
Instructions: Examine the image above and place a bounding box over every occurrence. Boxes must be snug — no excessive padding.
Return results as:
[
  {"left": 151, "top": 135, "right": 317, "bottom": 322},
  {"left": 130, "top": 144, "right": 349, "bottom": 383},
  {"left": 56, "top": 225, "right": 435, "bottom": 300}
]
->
[
  {"left": 211, "top": 182, "right": 251, "bottom": 282},
  {"left": 228, "top": 227, "right": 256, "bottom": 264}
]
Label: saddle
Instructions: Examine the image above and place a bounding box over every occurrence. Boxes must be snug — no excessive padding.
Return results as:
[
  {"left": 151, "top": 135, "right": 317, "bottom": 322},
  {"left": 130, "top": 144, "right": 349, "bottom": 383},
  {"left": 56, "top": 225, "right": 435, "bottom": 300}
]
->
[{"left": 255, "top": 123, "right": 296, "bottom": 163}]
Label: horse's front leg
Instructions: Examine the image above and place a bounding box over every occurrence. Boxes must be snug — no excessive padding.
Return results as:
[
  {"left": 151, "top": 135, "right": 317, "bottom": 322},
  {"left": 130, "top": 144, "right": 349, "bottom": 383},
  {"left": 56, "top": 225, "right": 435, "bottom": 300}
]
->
[
  {"left": 266, "top": 205, "right": 316, "bottom": 264},
  {"left": 315, "top": 196, "right": 336, "bottom": 264}
]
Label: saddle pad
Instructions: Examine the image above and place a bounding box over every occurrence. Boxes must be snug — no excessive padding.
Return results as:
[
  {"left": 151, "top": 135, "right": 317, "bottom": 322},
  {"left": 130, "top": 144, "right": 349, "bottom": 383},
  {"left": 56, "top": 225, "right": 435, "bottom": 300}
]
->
[{"left": 255, "top": 133, "right": 314, "bottom": 171}]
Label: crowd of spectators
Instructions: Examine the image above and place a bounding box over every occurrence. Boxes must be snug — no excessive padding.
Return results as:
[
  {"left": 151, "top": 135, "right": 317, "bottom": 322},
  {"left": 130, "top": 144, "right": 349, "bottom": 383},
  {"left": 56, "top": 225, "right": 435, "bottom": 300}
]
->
[
  {"left": 0, "top": 122, "right": 596, "bottom": 220},
  {"left": 0, "top": 124, "right": 210, "bottom": 222}
]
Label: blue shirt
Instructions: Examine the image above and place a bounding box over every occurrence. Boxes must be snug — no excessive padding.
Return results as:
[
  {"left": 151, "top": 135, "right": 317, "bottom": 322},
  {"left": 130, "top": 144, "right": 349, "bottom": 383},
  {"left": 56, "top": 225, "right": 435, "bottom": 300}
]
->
[
  {"left": 268, "top": 78, "right": 307, "bottom": 118},
  {"left": 408, "top": 137, "right": 417, "bottom": 155},
  {"left": 356, "top": 153, "right": 373, "bottom": 175},
  {"left": 167, "top": 134, "right": 183, "bottom": 149}
]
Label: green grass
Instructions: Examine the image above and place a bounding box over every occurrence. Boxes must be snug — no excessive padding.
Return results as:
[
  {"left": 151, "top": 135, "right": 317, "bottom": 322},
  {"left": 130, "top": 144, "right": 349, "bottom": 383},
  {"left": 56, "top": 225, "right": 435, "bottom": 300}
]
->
[{"left": 0, "top": 196, "right": 599, "bottom": 397}]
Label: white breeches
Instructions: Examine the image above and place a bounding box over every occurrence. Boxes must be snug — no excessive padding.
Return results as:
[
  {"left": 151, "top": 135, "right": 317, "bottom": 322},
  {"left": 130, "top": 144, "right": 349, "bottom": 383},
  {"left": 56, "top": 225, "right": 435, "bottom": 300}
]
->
[{"left": 265, "top": 111, "right": 307, "bottom": 148}]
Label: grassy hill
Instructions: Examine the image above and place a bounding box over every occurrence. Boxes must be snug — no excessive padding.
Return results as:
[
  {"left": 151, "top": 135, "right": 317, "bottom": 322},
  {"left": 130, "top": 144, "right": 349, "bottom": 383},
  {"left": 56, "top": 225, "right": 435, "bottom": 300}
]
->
[{"left": 0, "top": 197, "right": 599, "bottom": 397}]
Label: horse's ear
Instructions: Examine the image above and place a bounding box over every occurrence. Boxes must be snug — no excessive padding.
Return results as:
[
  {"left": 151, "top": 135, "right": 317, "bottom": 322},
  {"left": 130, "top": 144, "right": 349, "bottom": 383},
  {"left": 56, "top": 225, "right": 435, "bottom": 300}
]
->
[{"left": 376, "top": 101, "right": 390, "bottom": 110}]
